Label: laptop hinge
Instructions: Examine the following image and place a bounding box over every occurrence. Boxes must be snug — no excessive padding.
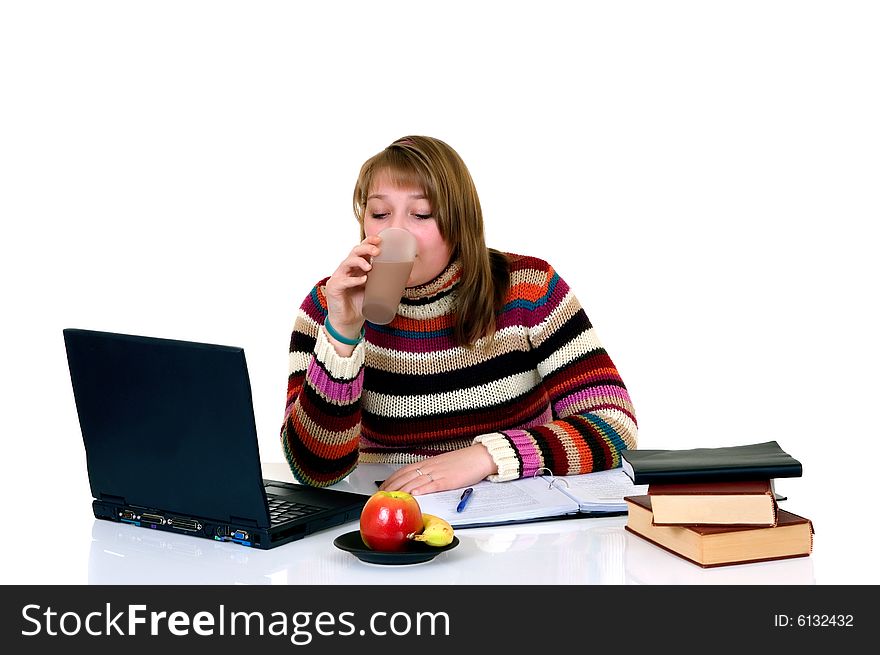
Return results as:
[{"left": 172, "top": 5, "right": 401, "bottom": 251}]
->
[
  {"left": 99, "top": 493, "right": 126, "bottom": 504},
  {"left": 229, "top": 515, "right": 259, "bottom": 527}
]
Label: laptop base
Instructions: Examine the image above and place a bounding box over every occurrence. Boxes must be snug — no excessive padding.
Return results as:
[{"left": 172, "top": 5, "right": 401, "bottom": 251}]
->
[{"left": 92, "top": 483, "right": 367, "bottom": 550}]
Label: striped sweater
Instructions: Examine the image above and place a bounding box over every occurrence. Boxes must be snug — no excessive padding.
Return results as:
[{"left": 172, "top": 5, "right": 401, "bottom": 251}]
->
[{"left": 281, "top": 254, "right": 637, "bottom": 487}]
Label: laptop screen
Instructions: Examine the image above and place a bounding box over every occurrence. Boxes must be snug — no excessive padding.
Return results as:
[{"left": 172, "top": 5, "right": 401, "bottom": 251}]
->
[{"left": 64, "top": 329, "right": 272, "bottom": 527}]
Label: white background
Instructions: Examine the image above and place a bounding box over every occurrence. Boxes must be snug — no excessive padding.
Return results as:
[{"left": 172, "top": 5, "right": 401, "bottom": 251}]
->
[{"left": 1, "top": 1, "right": 877, "bottom": 584}]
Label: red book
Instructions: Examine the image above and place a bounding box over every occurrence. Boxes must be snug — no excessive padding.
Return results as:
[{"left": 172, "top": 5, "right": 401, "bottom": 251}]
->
[
  {"left": 624, "top": 495, "right": 813, "bottom": 568},
  {"left": 647, "top": 479, "right": 778, "bottom": 526}
]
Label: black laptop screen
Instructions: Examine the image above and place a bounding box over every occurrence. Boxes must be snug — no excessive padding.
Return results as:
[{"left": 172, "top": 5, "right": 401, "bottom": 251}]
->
[{"left": 63, "top": 329, "right": 271, "bottom": 527}]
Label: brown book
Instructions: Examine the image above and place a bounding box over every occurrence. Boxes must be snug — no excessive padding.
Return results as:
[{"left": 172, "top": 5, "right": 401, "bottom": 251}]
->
[
  {"left": 624, "top": 495, "right": 813, "bottom": 568},
  {"left": 647, "top": 479, "right": 778, "bottom": 526}
]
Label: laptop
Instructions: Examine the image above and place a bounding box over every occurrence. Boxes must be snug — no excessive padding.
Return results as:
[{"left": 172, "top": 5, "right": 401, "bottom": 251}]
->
[{"left": 63, "top": 328, "right": 369, "bottom": 549}]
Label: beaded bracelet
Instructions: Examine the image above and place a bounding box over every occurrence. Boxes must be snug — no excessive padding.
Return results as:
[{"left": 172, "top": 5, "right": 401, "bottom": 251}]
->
[{"left": 324, "top": 317, "right": 365, "bottom": 346}]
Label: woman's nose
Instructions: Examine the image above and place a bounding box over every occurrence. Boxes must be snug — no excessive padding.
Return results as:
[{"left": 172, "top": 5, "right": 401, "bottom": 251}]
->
[{"left": 386, "top": 213, "right": 407, "bottom": 229}]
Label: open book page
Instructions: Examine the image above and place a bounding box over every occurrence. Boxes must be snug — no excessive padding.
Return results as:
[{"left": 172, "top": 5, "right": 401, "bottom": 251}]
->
[
  {"left": 549, "top": 468, "right": 649, "bottom": 512},
  {"left": 415, "top": 477, "right": 580, "bottom": 528}
]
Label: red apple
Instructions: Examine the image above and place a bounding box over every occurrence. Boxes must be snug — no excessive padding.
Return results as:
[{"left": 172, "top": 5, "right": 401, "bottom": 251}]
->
[{"left": 359, "top": 490, "right": 424, "bottom": 551}]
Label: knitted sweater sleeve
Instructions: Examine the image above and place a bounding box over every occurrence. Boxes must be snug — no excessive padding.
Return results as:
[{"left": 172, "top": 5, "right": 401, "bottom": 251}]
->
[
  {"left": 280, "top": 281, "right": 366, "bottom": 487},
  {"left": 474, "top": 260, "right": 638, "bottom": 482}
]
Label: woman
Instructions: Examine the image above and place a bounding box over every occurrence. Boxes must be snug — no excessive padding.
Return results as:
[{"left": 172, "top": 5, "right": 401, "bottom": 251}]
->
[{"left": 281, "top": 136, "right": 637, "bottom": 494}]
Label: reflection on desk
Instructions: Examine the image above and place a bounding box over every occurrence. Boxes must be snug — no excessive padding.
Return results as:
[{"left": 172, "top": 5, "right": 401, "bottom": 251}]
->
[
  {"left": 87, "top": 514, "right": 817, "bottom": 585},
  {"left": 88, "top": 520, "right": 462, "bottom": 585}
]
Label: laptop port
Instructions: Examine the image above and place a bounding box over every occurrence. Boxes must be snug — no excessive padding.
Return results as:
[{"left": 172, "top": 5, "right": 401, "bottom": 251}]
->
[
  {"left": 215, "top": 525, "right": 229, "bottom": 538},
  {"left": 140, "top": 513, "right": 165, "bottom": 525},
  {"left": 231, "top": 530, "right": 249, "bottom": 541},
  {"left": 120, "top": 510, "right": 137, "bottom": 521},
  {"left": 167, "top": 517, "right": 201, "bottom": 532}
]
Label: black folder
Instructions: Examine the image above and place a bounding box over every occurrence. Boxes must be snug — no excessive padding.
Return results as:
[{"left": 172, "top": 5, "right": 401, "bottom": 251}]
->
[{"left": 620, "top": 441, "right": 803, "bottom": 485}]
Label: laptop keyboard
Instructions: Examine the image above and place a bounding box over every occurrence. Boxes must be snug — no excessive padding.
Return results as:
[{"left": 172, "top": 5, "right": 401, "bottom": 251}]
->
[{"left": 267, "top": 495, "right": 322, "bottom": 525}]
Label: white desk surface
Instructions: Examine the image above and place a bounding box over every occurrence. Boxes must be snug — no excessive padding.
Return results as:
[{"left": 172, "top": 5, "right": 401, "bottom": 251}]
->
[{"left": 4, "top": 462, "right": 830, "bottom": 586}]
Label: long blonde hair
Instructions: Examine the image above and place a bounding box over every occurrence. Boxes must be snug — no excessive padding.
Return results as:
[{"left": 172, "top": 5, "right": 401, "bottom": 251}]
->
[{"left": 353, "top": 136, "right": 510, "bottom": 347}]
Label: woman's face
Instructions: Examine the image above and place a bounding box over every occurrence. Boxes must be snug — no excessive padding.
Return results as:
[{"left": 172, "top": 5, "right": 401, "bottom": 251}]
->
[{"left": 363, "top": 172, "right": 453, "bottom": 287}]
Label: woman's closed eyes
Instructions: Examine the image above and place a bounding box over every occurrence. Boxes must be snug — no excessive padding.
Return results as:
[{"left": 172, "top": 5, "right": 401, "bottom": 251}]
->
[{"left": 370, "top": 212, "right": 434, "bottom": 220}]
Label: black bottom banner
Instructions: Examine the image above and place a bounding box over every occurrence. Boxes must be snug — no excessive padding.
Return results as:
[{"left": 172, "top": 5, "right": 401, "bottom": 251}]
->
[{"left": 1, "top": 584, "right": 872, "bottom": 652}]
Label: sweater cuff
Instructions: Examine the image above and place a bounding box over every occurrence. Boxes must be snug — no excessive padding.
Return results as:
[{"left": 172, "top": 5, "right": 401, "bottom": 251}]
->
[
  {"left": 314, "top": 323, "right": 365, "bottom": 380},
  {"left": 473, "top": 433, "right": 520, "bottom": 482}
]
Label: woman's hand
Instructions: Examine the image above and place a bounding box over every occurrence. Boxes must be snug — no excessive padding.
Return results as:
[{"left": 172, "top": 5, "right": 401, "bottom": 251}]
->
[
  {"left": 379, "top": 444, "right": 498, "bottom": 495},
  {"left": 324, "top": 235, "right": 381, "bottom": 347}
]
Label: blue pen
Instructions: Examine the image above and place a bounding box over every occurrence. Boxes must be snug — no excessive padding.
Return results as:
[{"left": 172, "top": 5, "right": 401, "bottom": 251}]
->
[{"left": 456, "top": 487, "right": 474, "bottom": 513}]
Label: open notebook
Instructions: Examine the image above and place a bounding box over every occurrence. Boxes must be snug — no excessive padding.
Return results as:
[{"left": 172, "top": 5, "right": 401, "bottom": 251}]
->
[{"left": 416, "top": 468, "right": 648, "bottom": 529}]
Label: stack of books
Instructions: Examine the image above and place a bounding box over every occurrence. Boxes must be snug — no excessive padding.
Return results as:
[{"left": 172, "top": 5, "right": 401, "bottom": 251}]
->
[{"left": 620, "top": 441, "right": 814, "bottom": 568}]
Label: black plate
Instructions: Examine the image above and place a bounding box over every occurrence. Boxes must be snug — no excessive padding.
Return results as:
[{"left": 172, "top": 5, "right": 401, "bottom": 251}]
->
[{"left": 333, "top": 530, "right": 459, "bottom": 565}]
